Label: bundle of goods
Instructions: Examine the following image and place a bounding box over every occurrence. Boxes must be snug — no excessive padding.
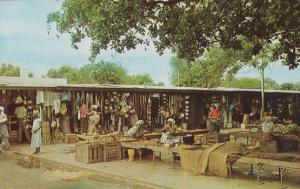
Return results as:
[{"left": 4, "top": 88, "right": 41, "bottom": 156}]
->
[
  {"left": 95, "top": 133, "right": 119, "bottom": 144},
  {"left": 194, "top": 135, "right": 202, "bottom": 144},
  {"left": 41, "top": 122, "right": 51, "bottom": 144},
  {"left": 273, "top": 124, "right": 299, "bottom": 135},
  {"left": 79, "top": 133, "right": 118, "bottom": 144}
]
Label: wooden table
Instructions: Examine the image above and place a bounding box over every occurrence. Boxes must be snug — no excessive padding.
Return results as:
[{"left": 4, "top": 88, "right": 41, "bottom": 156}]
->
[
  {"left": 121, "top": 140, "right": 180, "bottom": 165},
  {"left": 230, "top": 151, "right": 300, "bottom": 187},
  {"left": 143, "top": 129, "right": 208, "bottom": 140}
]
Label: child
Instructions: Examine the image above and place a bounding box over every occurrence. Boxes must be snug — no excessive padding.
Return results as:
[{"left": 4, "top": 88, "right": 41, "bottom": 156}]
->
[{"left": 31, "top": 113, "right": 42, "bottom": 154}]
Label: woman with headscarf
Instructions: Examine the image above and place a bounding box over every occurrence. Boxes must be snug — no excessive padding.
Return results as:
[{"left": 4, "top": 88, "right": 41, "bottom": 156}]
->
[
  {"left": 31, "top": 112, "right": 42, "bottom": 154},
  {"left": 126, "top": 120, "right": 144, "bottom": 138},
  {"left": 161, "top": 118, "right": 177, "bottom": 144},
  {"left": 0, "top": 106, "right": 9, "bottom": 149}
]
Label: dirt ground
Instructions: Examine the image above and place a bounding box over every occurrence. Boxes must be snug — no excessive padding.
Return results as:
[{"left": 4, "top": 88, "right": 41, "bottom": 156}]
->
[
  {"left": 3, "top": 143, "right": 300, "bottom": 189},
  {"left": 0, "top": 152, "right": 144, "bottom": 189}
]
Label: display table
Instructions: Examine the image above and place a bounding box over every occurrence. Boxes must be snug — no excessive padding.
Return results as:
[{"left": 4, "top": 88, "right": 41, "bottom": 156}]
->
[
  {"left": 232, "top": 151, "right": 300, "bottom": 187},
  {"left": 143, "top": 129, "right": 208, "bottom": 140},
  {"left": 121, "top": 140, "right": 180, "bottom": 165}
]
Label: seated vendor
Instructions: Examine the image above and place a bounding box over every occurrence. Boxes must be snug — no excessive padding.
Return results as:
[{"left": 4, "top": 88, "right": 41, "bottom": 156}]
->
[
  {"left": 162, "top": 118, "right": 177, "bottom": 134},
  {"left": 160, "top": 118, "right": 178, "bottom": 144},
  {"left": 261, "top": 116, "right": 274, "bottom": 141},
  {"left": 126, "top": 120, "right": 144, "bottom": 138},
  {"left": 262, "top": 116, "right": 274, "bottom": 133}
]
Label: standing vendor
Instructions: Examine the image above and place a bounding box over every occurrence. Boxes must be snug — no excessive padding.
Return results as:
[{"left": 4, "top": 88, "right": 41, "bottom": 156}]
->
[
  {"left": 208, "top": 104, "right": 222, "bottom": 133},
  {"left": 126, "top": 120, "right": 144, "bottom": 138},
  {"left": 87, "top": 105, "right": 100, "bottom": 135},
  {"left": 31, "top": 112, "right": 42, "bottom": 154},
  {"left": 0, "top": 106, "right": 9, "bottom": 149},
  {"left": 15, "top": 97, "right": 30, "bottom": 143}
]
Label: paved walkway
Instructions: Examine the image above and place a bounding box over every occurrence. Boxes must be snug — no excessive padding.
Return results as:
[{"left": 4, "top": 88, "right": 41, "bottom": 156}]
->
[{"left": 8, "top": 143, "right": 300, "bottom": 189}]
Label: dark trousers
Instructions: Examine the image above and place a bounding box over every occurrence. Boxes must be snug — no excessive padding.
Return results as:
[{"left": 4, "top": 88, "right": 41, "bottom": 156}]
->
[{"left": 18, "top": 118, "right": 31, "bottom": 144}]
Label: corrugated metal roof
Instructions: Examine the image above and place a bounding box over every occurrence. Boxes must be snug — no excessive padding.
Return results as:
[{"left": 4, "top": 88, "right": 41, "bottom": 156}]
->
[
  {"left": 57, "top": 84, "right": 300, "bottom": 94},
  {"left": 0, "top": 76, "right": 299, "bottom": 94},
  {"left": 0, "top": 76, "right": 67, "bottom": 87}
]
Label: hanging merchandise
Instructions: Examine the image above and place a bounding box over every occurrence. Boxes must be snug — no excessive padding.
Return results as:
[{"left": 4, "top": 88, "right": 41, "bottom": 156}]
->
[
  {"left": 60, "top": 103, "right": 68, "bottom": 115},
  {"left": 53, "top": 96, "right": 61, "bottom": 115},
  {"left": 61, "top": 92, "right": 71, "bottom": 102},
  {"left": 80, "top": 102, "right": 87, "bottom": 118},
  {"left": 147, "top": 97, "right": 152, "bottom": 126},
  {"left": 44, "top": 91, "right": 51, "bottom": 107},
  {"left": 184, "top": 95, "right": 190, "bottom": 120},
  {"left": 36, "top": 91, "right": 45, "bottom": 104}
]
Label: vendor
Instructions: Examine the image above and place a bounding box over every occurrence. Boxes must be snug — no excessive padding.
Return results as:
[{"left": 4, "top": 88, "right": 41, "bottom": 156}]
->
[
  {"left": 15, "top": 96, "right": 31, "bottom": 144},
  {"left": 160, "top": 118, "right": 176, "bottom": 144},
  {"left": 0, "top": 106, "right": 9, "bottom": 149},
  {"left": 207, "top": 104, "right": 222, "bottom": 133},
  {"left": 261, "top": 116, "right": 274, "bottom": 141},
  {"left": 87, "top": 105, "right": 100, "bottom": 135},
  {"left": 126, "top": 120, "right": 144, "bottom": 138},
  {"left": 162, "top": 118, "right": 177, "bottom": 134}
]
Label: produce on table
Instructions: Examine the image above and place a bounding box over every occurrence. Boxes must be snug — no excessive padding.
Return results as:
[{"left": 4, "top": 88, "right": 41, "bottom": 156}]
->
[{"left": 273, "top": 124, "right": 299, "bottom": 135}]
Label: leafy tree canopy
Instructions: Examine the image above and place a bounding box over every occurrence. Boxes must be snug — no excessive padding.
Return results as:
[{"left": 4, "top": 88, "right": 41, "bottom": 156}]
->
[
  {"left": 0, "top": 63, "right": 20, "bottom": 77},
  {"left": 221, "top": 77, "right": 280, "bottom": 90},
  {"left": 48, "top": 0, "right": 300, "bottom": 68},
  {"left": 47, "top": 61, "right": 159, "bottom": 85},
  {"left": 170, "top": 45, "right": 244, "bottom": 87}
]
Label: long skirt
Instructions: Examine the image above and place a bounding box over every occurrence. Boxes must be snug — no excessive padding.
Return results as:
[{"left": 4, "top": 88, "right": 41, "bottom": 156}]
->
[{"left": 0, "top": 124, "right": 9, "bottom": 147}]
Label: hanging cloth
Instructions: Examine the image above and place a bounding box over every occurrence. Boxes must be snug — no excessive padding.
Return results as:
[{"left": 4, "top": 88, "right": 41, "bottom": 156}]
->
[{"left": 36, "top": 91, "right": 44, "bottom": 104}]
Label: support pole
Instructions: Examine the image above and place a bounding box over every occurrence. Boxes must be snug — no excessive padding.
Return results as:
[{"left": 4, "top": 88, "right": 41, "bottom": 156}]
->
[{"left": 260, "top": 66, "right": 265, "bottom": 120}]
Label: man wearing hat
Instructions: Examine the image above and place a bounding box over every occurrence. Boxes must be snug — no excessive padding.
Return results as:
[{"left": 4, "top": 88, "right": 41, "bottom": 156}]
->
[
  {"left": 15, "top": 96, "right": 30, "bottom": 143},
  {"left": 0, "top": 106, "right": 9, "bottom": 149}
]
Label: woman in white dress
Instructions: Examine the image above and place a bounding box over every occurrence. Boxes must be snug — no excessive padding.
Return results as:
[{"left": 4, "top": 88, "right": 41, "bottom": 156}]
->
[
  {"left": 0, "top": 106, "right": 9, "bottom": 149},
  {"left": 31, "top": 112, "right": 42, "bottom": 154}
]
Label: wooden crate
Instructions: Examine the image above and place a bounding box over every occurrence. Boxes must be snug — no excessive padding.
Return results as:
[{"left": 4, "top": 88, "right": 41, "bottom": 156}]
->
[
  {"left": 65, "top": 134, "right": 79, "bottom": 144},
  {"left": 103, "top": 143, "right": 122, "bottom": 162},
  {"left": 75, "top": 142, "right": 104, "bottom": 163},
  {"left": 260, "top": 140, "right": 278, "bottom": 153},
  {"left": 203, "top": 133, "right": 230, "bottom": 144}
]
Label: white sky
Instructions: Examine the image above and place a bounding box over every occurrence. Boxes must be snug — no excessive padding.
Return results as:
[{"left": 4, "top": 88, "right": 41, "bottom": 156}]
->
[{"left": 0, "top": 0, "right": 299, "bottom": 85}]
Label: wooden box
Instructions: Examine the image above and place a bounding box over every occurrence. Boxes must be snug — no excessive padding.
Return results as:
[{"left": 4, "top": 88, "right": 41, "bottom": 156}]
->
[
  {"left": 75, "top": 142, "right": 104, "bottom": 163},
  {"left": 259, "top": 140, "right": 278, "bottom": 153},
  {"left": 203, "top": 133, "right": 230, "bottom": 144},
  {"left": 103, "top": 143, "right": 122, "bottom": 162},
  {"left": 65, "top": 134, "right": 79, "bottom": 144}
]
